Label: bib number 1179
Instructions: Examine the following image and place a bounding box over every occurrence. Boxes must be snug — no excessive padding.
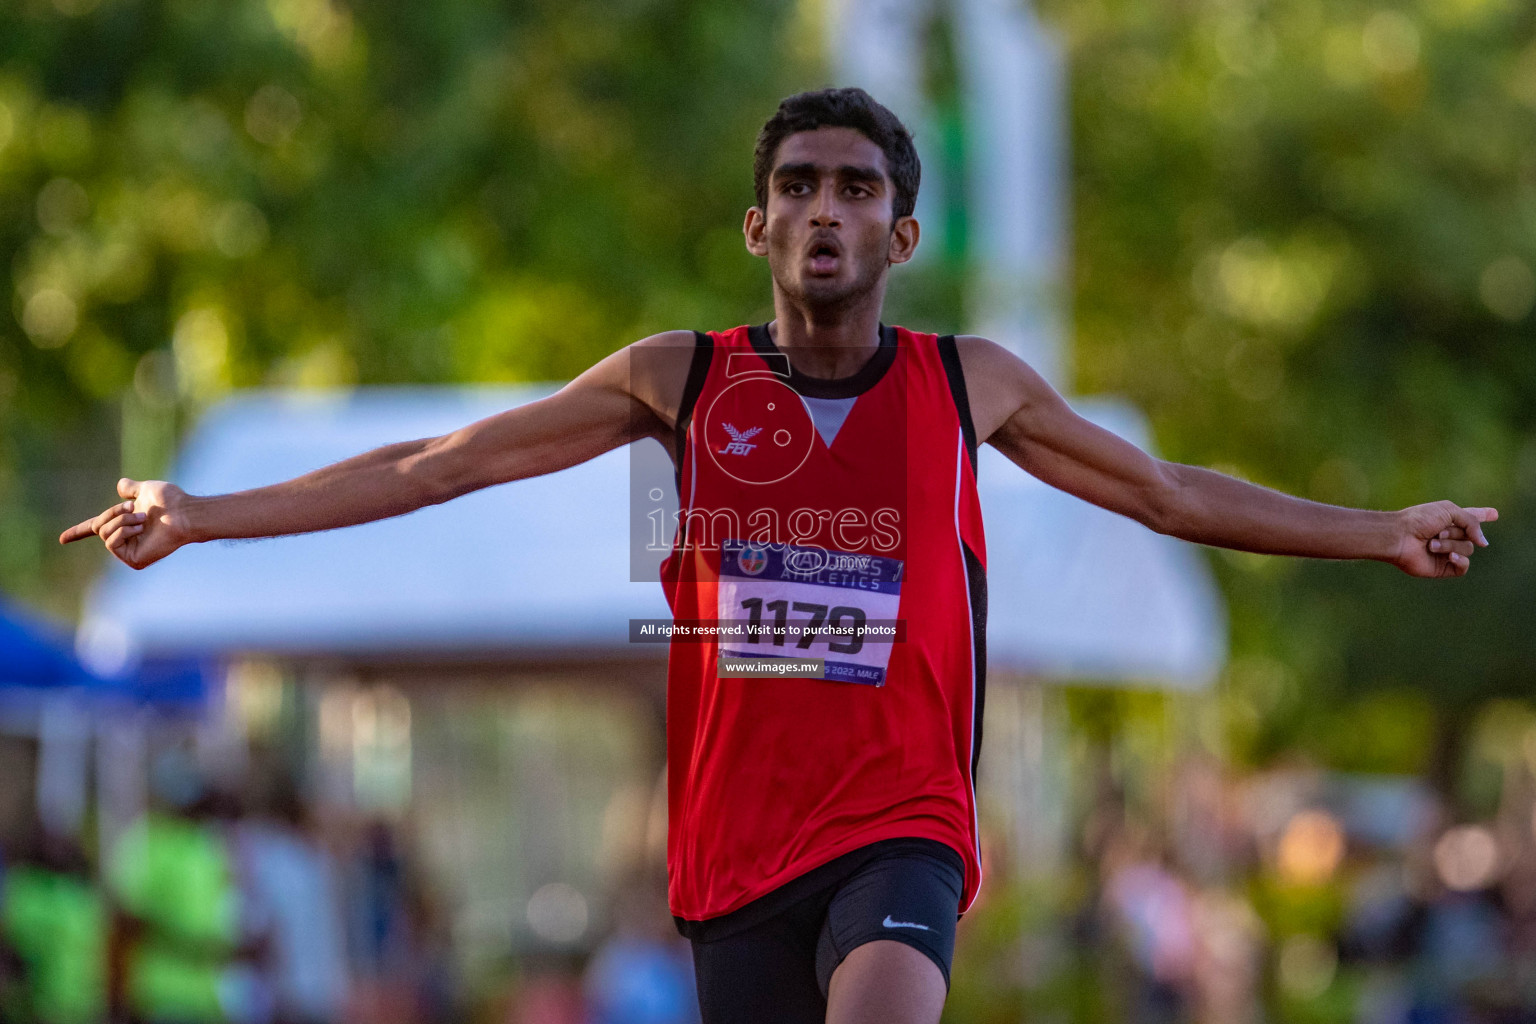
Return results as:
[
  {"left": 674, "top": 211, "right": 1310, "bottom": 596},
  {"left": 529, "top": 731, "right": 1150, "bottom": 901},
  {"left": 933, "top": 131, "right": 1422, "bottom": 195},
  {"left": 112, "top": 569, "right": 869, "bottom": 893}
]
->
[
  {"left": 738, "top": 598, "right": 867, "bottom": 654},
  {"left": 717, "top": 539, "right": 901, "bottom": 686}
]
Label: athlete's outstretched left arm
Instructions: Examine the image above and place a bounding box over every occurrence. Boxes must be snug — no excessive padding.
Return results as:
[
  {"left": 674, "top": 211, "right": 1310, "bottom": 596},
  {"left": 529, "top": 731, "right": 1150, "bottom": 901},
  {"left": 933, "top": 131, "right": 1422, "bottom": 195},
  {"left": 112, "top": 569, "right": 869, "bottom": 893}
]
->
[{"left": 957, "top": 336, "right": 1497, "bottom": 578}]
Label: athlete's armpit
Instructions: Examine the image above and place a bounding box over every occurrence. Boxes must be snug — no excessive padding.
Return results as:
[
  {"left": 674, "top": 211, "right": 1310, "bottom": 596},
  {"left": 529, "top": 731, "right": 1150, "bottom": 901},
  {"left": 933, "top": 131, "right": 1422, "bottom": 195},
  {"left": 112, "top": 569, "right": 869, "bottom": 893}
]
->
[{"left": 954, "top": 335, "right": 1173, "bottom": 531}]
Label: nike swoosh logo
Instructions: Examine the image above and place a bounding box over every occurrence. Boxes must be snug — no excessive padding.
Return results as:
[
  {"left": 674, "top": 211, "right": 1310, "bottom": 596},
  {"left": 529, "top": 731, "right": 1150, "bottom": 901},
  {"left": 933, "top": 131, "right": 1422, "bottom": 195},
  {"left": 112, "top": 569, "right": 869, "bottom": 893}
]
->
[{"left": 882, "top": 915, "right": 930, "bottom": 931}]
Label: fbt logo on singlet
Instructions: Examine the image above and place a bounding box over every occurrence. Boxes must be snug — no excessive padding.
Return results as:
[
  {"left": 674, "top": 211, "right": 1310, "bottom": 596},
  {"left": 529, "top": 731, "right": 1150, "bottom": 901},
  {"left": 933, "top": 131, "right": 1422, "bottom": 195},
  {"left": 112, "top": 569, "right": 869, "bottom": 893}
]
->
[
  {"left": 717, "top": 539, "right": 903, "bottom": 685},
  {"left": 702, "top": 359, "right": 816, "bottom": 485}
]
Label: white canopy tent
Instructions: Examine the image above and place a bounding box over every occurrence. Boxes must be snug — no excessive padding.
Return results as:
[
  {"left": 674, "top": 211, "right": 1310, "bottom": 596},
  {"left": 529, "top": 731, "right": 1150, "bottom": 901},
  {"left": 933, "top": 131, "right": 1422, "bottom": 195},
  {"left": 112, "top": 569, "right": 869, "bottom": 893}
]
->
[{"left": 77, "top": 386, "right": 1224, "bottom": 689}]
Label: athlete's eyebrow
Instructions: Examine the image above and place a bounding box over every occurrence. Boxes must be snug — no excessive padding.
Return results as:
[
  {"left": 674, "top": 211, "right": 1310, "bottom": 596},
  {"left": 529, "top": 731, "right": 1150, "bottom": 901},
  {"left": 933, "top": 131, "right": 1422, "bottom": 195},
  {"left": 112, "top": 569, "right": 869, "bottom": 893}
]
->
[
  {"left": 835, "top": 164, "right": 885, "bottom": 187},
  {"left": 771, "top": 162, "right": 887, "bottom": 188},
  {"left": 772, "top": 162, "right": 819, "bottom": 183}
]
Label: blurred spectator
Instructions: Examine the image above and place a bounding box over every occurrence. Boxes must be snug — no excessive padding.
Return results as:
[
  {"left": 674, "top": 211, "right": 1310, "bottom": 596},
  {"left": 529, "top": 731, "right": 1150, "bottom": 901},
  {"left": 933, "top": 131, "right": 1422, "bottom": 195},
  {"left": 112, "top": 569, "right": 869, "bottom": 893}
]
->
[
  {"left": 1341, "top": 859, "right": 1417, "bottom": 964},
  {"left": 508, "top": 953, "right": 585, "bottom": 1024},
  {"left": 583, "top": 876, "right": 697, "bottom": 1024},
  {"left": 0, "top": 825, "right": 107, "bottom": 1024},
  {"left": 1187, "top": 887, "right": 1263, "bottom": 1024},
  {"left": 343, "top": 819, "right": 453, "bottom": 1024},
  {"left": 347, "top": 821, "right": 410, "bottom": 983},
  {"left": 107, "top": 748, "right": 272, "bottom": 1024},
  {"left": 1102, "top": 827, "right": 1196, "bottom": 1024},
  {"left": 234, "top": 778, "right": 349, "bottom": 1024},
  {"left": 1407, "top": 886, "right": 1506, "bottom": 1024}
]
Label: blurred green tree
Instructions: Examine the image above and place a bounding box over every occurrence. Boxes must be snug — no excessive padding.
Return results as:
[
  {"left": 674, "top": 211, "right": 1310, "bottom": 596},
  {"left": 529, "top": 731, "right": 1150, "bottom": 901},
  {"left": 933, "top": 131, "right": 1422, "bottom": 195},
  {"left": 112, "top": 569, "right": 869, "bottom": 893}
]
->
[
  {"left": 1042, "top": 0, "right": 1535, "bottom": 768},
  {"left": 0, "top": 0, "right": 820, "bottom": 609}
]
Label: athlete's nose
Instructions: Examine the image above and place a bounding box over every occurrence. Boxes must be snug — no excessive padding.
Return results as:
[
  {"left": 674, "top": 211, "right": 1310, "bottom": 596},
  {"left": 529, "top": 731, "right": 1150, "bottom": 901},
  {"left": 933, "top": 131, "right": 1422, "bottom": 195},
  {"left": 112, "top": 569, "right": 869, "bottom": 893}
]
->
[{"left": 809, "top": 185, "right": 842, "bottom": 228}]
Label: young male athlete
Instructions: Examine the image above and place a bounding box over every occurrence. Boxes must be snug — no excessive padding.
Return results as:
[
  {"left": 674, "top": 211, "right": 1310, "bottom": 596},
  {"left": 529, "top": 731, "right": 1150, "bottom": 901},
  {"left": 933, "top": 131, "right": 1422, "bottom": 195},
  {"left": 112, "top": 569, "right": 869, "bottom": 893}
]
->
[{"left": 62, "top": 88, "right": 1497, "bottom": 1024}]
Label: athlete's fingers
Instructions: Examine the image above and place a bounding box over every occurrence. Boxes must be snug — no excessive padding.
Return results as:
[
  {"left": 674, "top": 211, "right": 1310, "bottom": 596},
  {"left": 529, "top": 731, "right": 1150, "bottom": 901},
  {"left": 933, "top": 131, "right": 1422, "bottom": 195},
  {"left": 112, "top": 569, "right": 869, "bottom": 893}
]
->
[
  {"left": 96, "top": 511, "right": 143, "bottom": 538},
  {"left": 59, "top": 518, "right": 100, "bottom": 545},
  {"left": 1445, "top": 551, "right": 1471, "bottom": 576},
  {"left": 117, "top": 478, "right": 140, "bottom": 501},
  {"left": 1449, "top": 507, "right": 1495, "bottom": 547},
  {"left": 97, "top": 501, "right": 135, "bottom": 533},
  {"left": 97, "top": 513, "right": 142, "bottom": 546},
  {"left": 1436, "top": 526, "right": 1466, "bottom": 541},
  {"left": 103, "top": 521, "right": 143, "bottom": 553},
  {"left": 1427, "top": 538, "right": 1474, "bottom": 559},
  {"left": 60, "top": 502, "right": 135, "bottom": 545}
]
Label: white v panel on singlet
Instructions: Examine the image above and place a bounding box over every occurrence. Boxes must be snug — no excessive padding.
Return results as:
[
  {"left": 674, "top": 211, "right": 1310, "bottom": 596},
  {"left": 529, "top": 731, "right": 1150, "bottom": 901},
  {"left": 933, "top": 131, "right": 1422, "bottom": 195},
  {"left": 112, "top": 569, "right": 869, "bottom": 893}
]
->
[{"left": 802, "top": 396, "right": 857, "bottom": 447}]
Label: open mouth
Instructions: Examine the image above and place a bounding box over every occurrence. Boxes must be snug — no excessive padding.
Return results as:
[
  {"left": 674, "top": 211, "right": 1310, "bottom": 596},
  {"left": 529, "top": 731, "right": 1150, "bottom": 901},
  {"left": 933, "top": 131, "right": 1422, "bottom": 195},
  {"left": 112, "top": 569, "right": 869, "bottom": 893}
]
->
[{"left": 807, "top": 239, "right": 841, "bottom": 274}]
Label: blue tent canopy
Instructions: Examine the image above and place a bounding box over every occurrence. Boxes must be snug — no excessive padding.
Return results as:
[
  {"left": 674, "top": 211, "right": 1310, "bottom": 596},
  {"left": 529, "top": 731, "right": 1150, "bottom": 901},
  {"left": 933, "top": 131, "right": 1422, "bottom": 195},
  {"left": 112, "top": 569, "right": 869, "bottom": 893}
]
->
[
  {"left": 0, "top": 599, "right": 102, "bottom": 690},
  {"left": 0, "top": 598, "right": 210, "bottom": 711}
]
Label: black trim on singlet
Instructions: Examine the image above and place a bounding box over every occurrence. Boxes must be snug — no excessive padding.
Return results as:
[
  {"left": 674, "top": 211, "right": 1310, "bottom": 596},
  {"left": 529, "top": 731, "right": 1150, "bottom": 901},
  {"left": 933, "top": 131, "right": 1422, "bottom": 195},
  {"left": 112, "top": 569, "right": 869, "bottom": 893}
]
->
[
  {"left": 936, "top": 334, "right": 977, "bottom": 473},
  {"left": 961, "top": 540, "right": 987, "bottom": 792},
  {"left": 747, "top": 323, "right": 897, "bottom": 399},
  {"left": 674, "top": 331, "right": 715, "bottom": 487}
]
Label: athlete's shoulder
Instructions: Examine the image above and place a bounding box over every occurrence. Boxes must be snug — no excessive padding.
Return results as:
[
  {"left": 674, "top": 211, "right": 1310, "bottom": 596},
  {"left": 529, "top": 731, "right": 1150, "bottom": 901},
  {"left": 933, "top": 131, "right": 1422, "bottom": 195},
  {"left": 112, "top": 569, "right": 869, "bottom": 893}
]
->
[
  {"left": 608, "top": 330, "right": 710, "bottom": 431},
  {"left": 628, "top": 328, "right": 705, "bottom": 351},
  {"left": 951, "top": 333, "right": 1009, "bottom": 358},
  {"left": 885, "top": 330, "right": 1027, "bottom": 371},
  {"left": 950, "top": 335, "right": 1035, "bottom": 379},
  {"left": 947, "top": 335, "right": 1056, "bottom": 444}
]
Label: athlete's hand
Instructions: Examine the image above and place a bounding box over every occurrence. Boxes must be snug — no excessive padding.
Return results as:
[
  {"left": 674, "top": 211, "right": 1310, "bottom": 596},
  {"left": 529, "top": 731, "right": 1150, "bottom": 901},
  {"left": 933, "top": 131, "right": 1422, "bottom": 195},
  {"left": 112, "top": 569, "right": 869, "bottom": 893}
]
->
[
  {"left": 58, "top": 478, "right": 194, "bottom": 570},
  {"left": 1391, "top": 501, "right": 1497, "bottom": 578}
]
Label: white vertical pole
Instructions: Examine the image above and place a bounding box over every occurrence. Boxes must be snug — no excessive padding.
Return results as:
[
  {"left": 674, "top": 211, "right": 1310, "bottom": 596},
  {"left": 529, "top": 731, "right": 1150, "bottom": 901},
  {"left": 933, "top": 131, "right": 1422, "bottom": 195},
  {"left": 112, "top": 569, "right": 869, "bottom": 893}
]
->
[
  {"left": 36, "top": 697, "right": 90, "bottom": 838},
  {"left": 1016, "top": 678, "right": 1069, "bottom": 879},
  {"left": 95, "top": 710, "right": 148, "bottom": 866},
  {"left": 954, "top": 0, "right": 1069, "bottom": 387},
  {"left": 824, "top": 0, "right": 949, "bottom": 261}
]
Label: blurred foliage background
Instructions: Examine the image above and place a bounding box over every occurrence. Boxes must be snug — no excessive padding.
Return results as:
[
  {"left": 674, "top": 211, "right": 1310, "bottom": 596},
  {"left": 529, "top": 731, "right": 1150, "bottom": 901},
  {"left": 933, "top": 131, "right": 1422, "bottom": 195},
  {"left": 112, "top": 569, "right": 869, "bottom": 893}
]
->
[
  {"left": 2, "top": 0, "right": 1532, "bottom": 777},
  {"left": 1043, "top": 0, "right": 1535, "bottom": 780}
]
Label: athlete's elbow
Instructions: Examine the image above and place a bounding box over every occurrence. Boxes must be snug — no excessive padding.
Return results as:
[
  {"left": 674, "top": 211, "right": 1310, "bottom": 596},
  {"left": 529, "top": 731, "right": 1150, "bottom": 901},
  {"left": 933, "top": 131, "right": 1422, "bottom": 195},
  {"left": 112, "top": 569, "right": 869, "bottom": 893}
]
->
[
  {"left": 1140, "top": 463, "right": 1188, "bottom": 536},
  {"left": 404, "top": 435, "right": 483, "bottom": 507}
]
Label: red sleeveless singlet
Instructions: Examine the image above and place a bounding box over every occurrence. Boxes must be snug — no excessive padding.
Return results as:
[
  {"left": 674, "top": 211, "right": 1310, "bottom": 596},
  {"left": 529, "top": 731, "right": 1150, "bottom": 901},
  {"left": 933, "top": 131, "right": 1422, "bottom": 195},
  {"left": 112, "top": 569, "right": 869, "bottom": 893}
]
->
[{"left": 660, "top": 323, "right": 987, "bottom": 922}]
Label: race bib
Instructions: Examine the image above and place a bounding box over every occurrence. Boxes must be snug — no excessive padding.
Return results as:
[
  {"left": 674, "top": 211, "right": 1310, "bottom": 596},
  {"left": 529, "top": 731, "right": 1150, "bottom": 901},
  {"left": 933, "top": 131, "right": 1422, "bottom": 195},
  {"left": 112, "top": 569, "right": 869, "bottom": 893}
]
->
[{"left": 716, "top": 539, "right": 903, "bottom": 685}]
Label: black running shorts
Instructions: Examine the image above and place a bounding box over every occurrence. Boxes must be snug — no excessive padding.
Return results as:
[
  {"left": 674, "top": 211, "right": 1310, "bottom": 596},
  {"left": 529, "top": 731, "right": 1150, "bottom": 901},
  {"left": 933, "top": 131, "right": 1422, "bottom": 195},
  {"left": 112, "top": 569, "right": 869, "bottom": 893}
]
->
[{"left": 678, "top": 838, "right": 964, "bottom": 1024}]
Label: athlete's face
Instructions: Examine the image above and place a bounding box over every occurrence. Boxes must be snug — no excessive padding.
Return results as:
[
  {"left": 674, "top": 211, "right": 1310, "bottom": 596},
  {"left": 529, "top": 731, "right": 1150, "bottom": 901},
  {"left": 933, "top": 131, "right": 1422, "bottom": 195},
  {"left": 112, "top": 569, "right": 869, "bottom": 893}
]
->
[{"left": 744, "top": 127, "right": 919, "bottom": 313}]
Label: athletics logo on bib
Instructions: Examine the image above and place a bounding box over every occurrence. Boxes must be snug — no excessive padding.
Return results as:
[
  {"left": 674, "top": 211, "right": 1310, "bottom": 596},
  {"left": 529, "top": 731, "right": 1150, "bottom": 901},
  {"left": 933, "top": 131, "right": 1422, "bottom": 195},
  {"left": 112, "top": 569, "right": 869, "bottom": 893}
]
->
[
  {"left": 736, "top": 544, "right": 770, "bottom": 576},
  {"left": 716, "top": 539, "right": 902, "bottom": 686}
]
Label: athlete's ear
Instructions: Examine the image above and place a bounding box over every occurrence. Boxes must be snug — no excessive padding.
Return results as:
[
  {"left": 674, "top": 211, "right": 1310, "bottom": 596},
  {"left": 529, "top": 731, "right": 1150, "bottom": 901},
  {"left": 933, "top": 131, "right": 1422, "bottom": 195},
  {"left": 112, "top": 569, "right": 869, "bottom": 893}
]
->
[
  {"left": 743, "top": 207, "right": 769, "bottom": 258},
  {"left": 887, "top": 215, "right": 919, "bottom": 266}
]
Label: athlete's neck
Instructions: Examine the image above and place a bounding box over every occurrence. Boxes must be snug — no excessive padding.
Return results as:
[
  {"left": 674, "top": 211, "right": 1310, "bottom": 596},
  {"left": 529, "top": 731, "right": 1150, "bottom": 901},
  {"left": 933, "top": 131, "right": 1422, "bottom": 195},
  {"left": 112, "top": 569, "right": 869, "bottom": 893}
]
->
[{"left": 766, "top": 307, "right": 885, "bottom": 381}]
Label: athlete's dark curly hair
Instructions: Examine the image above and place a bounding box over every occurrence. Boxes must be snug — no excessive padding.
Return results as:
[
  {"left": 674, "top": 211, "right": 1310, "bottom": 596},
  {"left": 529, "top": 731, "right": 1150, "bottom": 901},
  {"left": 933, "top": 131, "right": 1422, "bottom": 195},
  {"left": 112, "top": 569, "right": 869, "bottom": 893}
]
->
[{"left": 753, "top": 87, "right": 921, "bottom": 221}]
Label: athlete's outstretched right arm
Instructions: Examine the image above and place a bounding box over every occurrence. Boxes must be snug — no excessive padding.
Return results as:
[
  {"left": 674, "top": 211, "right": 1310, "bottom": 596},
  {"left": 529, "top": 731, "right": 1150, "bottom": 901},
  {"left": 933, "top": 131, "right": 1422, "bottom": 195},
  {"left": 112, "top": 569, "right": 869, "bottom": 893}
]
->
[{"left": 59, "top": 332, "right": 694, "bottom": 569}]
